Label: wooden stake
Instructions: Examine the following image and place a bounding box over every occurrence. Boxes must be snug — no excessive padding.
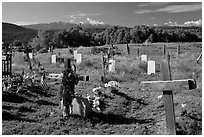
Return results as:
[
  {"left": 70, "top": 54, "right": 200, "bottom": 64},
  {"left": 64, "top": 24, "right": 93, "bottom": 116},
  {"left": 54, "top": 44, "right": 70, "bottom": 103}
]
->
[
  {"left": 163, "top": 44, "right": 166, "bottom": 56},
  {"left": 101, "top": 52, "right": 106, "bottom": 82},
  {"left": 127, "top": 43, "right": 130, "bottom": 54},
  {"left": 177, "top": 45, "right": 180, "bottom": 57},
  {"left": 137, "top": 48, "right": 140, "bottom": 58}
]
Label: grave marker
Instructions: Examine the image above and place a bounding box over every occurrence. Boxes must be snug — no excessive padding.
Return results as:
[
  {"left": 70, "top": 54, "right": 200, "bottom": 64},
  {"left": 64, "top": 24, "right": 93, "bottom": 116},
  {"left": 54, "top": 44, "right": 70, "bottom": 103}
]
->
[
  {"left": 141, "top": 55, "right": 147, "bottom": 62},
  {"left": 147, "top": 60, "right": 155, "bottom": 75},
  {"left": 51, "top": 55, "right": 57, "bottom": 63},
  {"left": 76, "top": 54, "right": 82, "bottom": 64},
  {"left": 74, "top": 50, "right": 78, "bottom": 60},
  {"left": 108, "top": 59, "right": 115, "bottom": 73},
  {"left": 29, "top": 53, "right": 33, "bottom": 59}
]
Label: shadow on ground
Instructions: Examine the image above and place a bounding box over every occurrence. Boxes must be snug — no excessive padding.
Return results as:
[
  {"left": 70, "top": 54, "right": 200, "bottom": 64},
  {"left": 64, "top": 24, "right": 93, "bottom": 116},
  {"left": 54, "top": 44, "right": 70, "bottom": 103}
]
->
[
  {"left": 2, "top": 91, "right": 32, "bottom": 103},
  {"left": 89, "top": 111, "right": 155, "bottom": 125},
  {"left": 2, "top": 110, "right": 37, "bottom": 122},
  {"left": 29, "top": 86, "right": 54, "bottom": 97}
]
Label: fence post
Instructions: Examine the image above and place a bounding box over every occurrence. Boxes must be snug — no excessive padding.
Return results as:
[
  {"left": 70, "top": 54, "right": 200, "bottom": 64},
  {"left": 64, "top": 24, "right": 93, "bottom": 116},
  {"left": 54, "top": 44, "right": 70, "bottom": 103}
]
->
[
  {"left": 127, "top": 43, "right": 130, "bottom": 54},
  {"left": 137, "top": 48, "right": 140, "bottom": 59},
  {"left": 177, "top": 45, "right": 180, "bottom": 57},
  {"left": 163, "top": 44, "right": 166, "bottom": 56},
  {"left": 101, "top": 52, "right": 106, "bottom": 82}
]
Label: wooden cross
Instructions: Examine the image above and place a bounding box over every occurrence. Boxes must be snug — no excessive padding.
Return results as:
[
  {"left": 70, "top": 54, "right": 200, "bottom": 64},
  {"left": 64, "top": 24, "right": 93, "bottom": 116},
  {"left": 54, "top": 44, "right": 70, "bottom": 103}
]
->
[
  {"left": 101, "top": 52, "right": 113, "bottom": 83},
  {"left": 141, "top": 52, "right": 196, "bottom": 135},
  {"left": 47, "top": 58, "right": 89, "bottom": 81}
]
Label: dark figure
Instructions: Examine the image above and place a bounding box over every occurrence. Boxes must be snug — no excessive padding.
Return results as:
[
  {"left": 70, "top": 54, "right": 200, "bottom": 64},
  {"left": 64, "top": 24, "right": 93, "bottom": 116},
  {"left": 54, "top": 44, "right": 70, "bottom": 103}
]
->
[{"left": 60, "top": 68, "right": 78, "bottom": 117}]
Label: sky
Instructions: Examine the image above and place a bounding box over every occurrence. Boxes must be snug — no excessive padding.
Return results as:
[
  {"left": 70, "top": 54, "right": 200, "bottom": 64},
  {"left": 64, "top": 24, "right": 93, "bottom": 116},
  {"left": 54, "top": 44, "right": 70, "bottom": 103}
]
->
[{"left": 1, "top": 1, "right": 203, "bottom": 27}]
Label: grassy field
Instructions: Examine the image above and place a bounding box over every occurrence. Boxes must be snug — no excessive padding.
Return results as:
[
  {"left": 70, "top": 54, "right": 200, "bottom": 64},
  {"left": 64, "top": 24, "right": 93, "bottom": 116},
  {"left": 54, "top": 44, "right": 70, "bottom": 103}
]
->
[{"left": 2, "top": 42, "right": 202, "bottom": 135}]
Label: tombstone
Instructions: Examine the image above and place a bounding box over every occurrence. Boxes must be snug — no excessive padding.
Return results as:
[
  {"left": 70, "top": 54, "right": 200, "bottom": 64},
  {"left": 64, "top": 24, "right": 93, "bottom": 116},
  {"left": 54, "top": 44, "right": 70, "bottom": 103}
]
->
[
  {"left": 51, "top": 55, "right": 57, "bottom": 63},
  {"left": 108, "top": 59, "right": 115, "bottom": 73},
  {"left": 29, "top": 53, "right": 33, "bottom": 59},
  {"left": 141, "top": 55, "right": 147, "bottom": 62},
  {"left": 147, "top": 60, "right": 155, "bottom": 75},
  {"left": 76, "top": 54, "right": 82, "bottom": 64},
  {"left": 74, "top": 50, "right": 78, "bottom": 60},
  {"left": 70, "top": 97, "right": 92, "bottom": 117}
]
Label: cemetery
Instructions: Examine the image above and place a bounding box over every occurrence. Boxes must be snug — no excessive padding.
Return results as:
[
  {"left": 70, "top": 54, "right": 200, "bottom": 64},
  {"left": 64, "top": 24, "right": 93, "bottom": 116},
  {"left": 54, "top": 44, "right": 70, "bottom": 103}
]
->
[{"left": 2, "top": 42, "right": 202, "bottom": 135}]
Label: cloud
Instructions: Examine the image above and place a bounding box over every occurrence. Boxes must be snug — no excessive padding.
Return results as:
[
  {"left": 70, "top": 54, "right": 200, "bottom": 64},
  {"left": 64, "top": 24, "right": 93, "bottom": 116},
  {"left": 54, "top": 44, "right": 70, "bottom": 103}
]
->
[
  {"left": 134, "top": 3, "right": 201, "bottom": 14},
  {"left": 134, "top": 10, "right": 152, "bottom": 14},
  {"left": 164, "top": 20, "right": 178, "bottom": 26},
  {"left": 66, "top": 13, "right": 87, "bottom": 20},
  {"left": 184, "top": 19, "right": 202, "bottom": 26},
  {"left": 69, "top": 20, "right": 75, "bottom": 23},
  {"left": 12, "top": 21, "right": 38, "bottom": 25},
  {"left": 63, "top": 12, "right": 100, "bottom": 19},
  {"left": 86, "top": 18, "right": 104, "bottom": 25},
  {"left": 156, "top": 4, "right": 202, "bottom": 13},
  {"left": 137, "top": 2, "right": 169, "bottom": 8},
  {"left": 163, "top": 19, "right": 202, "bottom": 26}
]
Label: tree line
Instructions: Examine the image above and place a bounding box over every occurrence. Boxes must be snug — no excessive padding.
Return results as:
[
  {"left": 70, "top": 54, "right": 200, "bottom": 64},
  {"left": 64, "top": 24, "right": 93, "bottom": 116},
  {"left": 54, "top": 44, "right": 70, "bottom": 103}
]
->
[{"left": 12, "top": 25, "right": 202, "bottom": 52}]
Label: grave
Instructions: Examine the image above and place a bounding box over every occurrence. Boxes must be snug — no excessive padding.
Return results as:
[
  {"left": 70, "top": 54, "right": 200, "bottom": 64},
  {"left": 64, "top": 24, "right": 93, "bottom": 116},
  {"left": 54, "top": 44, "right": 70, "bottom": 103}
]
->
[
  {"left": 141, "top": 55, "right": 147, "bottom": 62},
  {"left": 70, "top": 97, "right": 92, "bottom": 117},
  {"left": 51, "top": 55, "right": 57, "bottom": 64},
  {"left": 147, "top": 60, "right": 155, "bottom": 75},
  {"left": 74, "top": 50, "right": 78, "bottom": 60},
  {"left": 76, "top": 53, "right": 82, "bottom": 64},
  {"left": 29, "top": 53, "right": 33, "bottom": 59},
  {"left": 108, "top": 59, "right": 115, "bottom": 73}
]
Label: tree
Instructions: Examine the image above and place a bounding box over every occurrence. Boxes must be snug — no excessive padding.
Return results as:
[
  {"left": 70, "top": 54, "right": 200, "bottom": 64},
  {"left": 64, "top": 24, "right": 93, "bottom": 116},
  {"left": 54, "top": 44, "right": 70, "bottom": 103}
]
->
[{"left": 13, "top": 40, "right": 22, "bottom": 47}]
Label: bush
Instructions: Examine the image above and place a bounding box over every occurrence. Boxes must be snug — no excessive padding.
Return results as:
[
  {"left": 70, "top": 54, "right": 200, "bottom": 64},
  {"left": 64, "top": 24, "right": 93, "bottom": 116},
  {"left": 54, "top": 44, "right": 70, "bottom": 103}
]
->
[{"left": 38, "top": 48, "right": 48, "bottom": 53}]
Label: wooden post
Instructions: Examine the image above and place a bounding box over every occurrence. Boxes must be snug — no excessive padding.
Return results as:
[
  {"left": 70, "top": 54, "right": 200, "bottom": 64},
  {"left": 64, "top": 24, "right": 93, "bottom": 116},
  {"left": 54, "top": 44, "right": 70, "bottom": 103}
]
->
[
  {"left": 101, "top": 52, "right": 106, "bottom": 82},
  {"left": 25, "top": 43, "right": 32, "bottom": 71},
  {"left": 137, "top": 48, "right": 140, "bottom": 59},
  {"left": 177, "top": 45, "right": 180, "bottom": 57},
  {"left": 163, "top": 45, "right": 166, "bottom": 56},
  {"left": 50, "top": 46, "right": 53, "bottom": 63},
  {"left": 127, "top": 43, "right": 130, "bottom": 54},
  {"left": 196, "top": 52, "right": 202, "bottom": 64},
  {"left": 161, "top": 53, "right": 175, "bottom": 135}
]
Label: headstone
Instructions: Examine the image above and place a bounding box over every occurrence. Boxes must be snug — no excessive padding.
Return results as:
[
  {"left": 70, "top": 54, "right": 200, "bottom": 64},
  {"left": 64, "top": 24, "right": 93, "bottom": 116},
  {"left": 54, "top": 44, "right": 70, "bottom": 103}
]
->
[
  {"left": 147, "top": 60, "right": 155, "bottom": 75},
  {"left": 74, "top": 50, "right": 78, "bottom": 60},
  {"left": 29, "top": 53, "right": 33, "bottom": 59},
  {"left": 51, "top": 55, "right": 57, "bottom": 63},
  {"left": 141, "top": 55, "right": 147, "bottom": 62},
  {"left": 70, "top": 97, "right": 92, "bottom": 117},
  {"left": 108, "top": 59, "right": 115, "bottom": 73},
  {"left": 76, "top": 54, "right": 82, "bottom": 64},
  {"left": 2, "top": 55, "right": 6, "bottom": 60}
]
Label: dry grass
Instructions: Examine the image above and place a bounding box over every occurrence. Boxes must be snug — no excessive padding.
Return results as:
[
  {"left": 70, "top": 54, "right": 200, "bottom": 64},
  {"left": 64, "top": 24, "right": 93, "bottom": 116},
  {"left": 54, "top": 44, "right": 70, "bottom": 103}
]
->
[{"left": 4, "top": 42, "right": 202, "bottom": 135}]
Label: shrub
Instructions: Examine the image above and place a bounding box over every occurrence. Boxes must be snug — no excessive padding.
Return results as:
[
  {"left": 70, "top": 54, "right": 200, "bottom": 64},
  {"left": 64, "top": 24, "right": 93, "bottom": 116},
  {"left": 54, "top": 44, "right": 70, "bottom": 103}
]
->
[{"left": 38, "top": 48, "right": 48, "bottom": 53}]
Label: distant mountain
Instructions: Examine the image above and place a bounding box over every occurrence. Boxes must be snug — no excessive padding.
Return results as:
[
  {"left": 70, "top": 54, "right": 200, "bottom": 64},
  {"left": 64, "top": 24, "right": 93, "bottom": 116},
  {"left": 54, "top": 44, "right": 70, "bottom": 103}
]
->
[
  {"left": 2, "top": 22, "right": 38, "bottom": 44},
  {"left": 22, "top": 21, "right": 111, "bottom": 33}
]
